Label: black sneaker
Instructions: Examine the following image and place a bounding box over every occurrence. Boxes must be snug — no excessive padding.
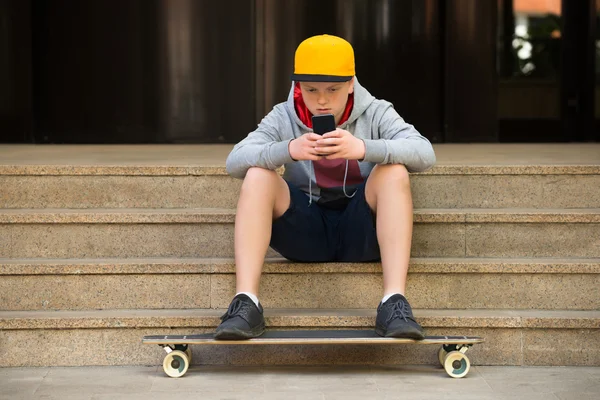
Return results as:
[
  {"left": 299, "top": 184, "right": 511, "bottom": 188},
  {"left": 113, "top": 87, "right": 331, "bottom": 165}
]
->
[
  {"left": 375, "top": 294, "right": 425, "bottom": 340},
  {"left": 214, "top": 294, "right": 265, "bottom": 340}
]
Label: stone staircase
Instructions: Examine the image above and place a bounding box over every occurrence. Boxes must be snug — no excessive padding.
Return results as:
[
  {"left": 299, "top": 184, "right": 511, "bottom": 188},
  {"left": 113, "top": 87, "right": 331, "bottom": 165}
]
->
[{"left": 0, "top": 144, "right": 599, "bottom": 368}]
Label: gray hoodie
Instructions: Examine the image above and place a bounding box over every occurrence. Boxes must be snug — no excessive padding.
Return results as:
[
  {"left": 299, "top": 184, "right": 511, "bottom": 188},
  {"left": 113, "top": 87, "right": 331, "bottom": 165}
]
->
[{"left": 226, "top": 78, "right": 436, "bottom": 204}]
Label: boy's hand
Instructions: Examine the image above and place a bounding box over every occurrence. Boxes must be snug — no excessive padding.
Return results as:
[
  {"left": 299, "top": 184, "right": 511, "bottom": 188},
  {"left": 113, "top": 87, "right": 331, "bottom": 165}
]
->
[
  {"left": 314, "top": 129, "right": 366, "bottom": 160},
  {"left": 289, "top": 133, "right": 325, "bottom": 161}
]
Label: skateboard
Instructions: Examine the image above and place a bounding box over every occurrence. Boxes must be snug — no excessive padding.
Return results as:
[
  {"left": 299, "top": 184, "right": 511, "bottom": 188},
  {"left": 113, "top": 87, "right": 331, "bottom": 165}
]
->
[{"left": 143, "top": 330, "right": 484, "bottom": 379}]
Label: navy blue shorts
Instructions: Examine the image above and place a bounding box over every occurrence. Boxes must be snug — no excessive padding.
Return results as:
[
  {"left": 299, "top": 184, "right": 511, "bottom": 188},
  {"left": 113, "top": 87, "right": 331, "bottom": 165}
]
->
[{"left": 270, "top": 180, "right": 381, "bottom": 262}]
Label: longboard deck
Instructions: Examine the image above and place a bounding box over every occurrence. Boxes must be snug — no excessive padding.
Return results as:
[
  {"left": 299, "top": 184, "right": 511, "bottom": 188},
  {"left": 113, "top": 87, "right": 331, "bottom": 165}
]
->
[{"left": 143, "top": 330, "right": 484, "bottom": 346}]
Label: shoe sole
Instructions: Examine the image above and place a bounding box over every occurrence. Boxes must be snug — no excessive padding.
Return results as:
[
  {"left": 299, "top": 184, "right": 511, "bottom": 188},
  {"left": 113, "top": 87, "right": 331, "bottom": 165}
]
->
[
  {"left": 214, "top": 324, "right": 265, "bottom": 340},
  {"left": 375, "top": 327, "right": 425, "bottom": 340}
]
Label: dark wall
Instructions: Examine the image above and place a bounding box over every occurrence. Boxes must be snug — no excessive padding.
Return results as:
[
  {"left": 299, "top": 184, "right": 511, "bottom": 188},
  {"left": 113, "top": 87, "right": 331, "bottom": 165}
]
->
[
  {"left": 32, "top": 0, "right": 160, "bottom": 143},
  {"left": 0, "top": 0, "right": 32, "bottom": 142},
  {"left": 560, "top": 0, "right": 598, "bottom": 141},
  {"left": 32, "top": 0, "right": 256, "bottom": 143},
  {"left": 16, "top": 0, "right": 445, "bottom": 144},
  {"left": 155, "top": 0, "right": 256, "bottom": 143},
  {"left": 444, "top": 0, "right": 498, "bottom": 142}
]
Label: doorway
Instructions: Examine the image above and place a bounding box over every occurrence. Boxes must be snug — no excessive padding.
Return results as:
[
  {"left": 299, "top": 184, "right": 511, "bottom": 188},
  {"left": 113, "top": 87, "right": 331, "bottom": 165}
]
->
[{"left": 497, "top": 0, "right": 599, "bottom": 142}]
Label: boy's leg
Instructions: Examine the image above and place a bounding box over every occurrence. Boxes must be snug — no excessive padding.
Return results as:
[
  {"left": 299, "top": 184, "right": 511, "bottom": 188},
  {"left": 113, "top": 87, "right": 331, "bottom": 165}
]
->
[
  {"left": 364, "top": 164, "right": 412, "bottom": 296},
  {"left": 215, "top": 167, "right": 290, "bottom": 340},
  {"left": 234, "top": 167, "right": 291, "bottom": 296},
  {"left": 364, "top": 164, "right": 424, "bottom": 339}
]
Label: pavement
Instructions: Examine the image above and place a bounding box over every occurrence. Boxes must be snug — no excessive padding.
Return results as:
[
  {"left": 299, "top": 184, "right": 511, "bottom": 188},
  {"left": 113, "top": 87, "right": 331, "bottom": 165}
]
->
[{"left": 2, "top": 365, "right": 599, "bottom": 400}]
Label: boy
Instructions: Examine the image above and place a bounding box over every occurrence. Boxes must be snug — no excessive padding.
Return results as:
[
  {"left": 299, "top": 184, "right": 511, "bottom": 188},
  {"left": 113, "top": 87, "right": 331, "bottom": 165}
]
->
[{"left": 217, "top": 34, "right": 436, "bottom": 340}]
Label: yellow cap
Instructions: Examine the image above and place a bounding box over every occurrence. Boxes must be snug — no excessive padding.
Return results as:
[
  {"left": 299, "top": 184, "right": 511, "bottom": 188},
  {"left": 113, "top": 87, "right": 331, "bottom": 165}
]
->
[{"left": 291, "top": 34, "right": 355, "bottom": 82}]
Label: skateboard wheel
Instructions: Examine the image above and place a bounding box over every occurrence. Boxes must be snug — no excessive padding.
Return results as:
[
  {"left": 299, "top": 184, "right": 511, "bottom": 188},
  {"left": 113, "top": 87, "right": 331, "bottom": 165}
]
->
[
  {"left": 173, "top": 345, "right": 192, "bottom": 365},
  {"left": 443, "top": 351, "right": 470, "bottom": 378},
  {"left": 437, "top": 346, "right": 447, "bottom": 367},
  {"left": 162, "top": 350, "right": 189, "bottom": 378}
]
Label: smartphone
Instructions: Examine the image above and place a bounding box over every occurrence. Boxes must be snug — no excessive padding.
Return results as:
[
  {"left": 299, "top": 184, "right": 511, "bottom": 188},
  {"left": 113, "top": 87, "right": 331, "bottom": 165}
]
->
[{"left": 312, "top": 114, "right": 336, "bottom": 135}]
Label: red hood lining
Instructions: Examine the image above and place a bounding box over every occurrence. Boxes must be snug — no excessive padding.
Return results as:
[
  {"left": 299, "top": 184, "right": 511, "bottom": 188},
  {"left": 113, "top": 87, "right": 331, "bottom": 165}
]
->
[{"left": 293, "top": 82, "right": 354, "bottom": 128}]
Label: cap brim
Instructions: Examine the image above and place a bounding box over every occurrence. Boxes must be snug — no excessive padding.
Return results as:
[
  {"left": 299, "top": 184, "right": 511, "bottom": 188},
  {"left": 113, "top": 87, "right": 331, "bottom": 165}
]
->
[{"left": 291, "top": 74, "right": 353, "bottom": 82}]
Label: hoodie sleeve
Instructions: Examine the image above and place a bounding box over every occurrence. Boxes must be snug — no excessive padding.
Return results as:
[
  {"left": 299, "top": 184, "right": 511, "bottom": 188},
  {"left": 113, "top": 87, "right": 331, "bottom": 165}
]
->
[
  {"left": 225, "top": 106, "right": 295, "bottom": 179},
  {"left": 361, "top": 104, "right": 436, "bottom": 172}
]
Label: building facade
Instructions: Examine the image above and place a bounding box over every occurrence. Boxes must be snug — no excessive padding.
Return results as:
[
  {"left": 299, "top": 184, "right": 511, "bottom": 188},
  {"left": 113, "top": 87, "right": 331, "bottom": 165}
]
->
[{"left": 1, "top": 0, "right": 599, "bottom": 144}]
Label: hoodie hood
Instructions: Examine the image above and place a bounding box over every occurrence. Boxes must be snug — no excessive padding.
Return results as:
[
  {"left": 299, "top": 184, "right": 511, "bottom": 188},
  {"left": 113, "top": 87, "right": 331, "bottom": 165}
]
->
[{"left": 285, "top": 77, "right": 376, "bottom": 131}]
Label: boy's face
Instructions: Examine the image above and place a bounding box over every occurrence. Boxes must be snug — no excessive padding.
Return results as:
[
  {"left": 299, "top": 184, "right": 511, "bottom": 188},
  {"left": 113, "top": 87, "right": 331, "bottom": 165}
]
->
[{"left": 299, "top": 78, "right": 354, "bottom": 126}]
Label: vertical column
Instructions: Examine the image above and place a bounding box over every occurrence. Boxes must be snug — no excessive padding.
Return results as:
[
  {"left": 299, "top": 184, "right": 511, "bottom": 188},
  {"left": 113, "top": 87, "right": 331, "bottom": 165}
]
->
[
  {"left": 560, "top": 0, "right": 597, "bottom": 141},
  {"left": 0, "top": 0, "right": 32, "bottom": 142},
  {"left": 444, "top": 0, "right": 498, "bottom": 142}
]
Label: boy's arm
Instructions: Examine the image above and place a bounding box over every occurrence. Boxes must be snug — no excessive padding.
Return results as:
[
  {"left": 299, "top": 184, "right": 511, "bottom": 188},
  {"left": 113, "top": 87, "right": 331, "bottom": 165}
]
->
[
  {"left": 226, "top": 106, "right": 295, "bottom": 179},
  {"left": 362, "top": 105, "right": 436, "bottom": 172}
]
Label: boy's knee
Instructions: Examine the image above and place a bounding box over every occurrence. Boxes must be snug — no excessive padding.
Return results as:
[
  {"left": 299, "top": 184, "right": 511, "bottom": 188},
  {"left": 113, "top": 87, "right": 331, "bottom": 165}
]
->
[
  {"left": 374, "top": 164, "right": 410, "bottom": 186},
  {"left": 241, "top": 168, "right": 283, "bottom": 197},
  {"left": 366, "top": 164, "right": 410, "bottom": 206},
  {"left": 244, "top": 167, "right": 278, "bottom": 183}
]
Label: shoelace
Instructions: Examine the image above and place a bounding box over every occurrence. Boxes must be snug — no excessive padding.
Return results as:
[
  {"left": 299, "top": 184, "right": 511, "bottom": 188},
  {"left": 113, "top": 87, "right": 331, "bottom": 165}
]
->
[
  {"left": 385, "top": 299, "right": 414, "bottom": 324},
  {"left": 220, "top": 298, "right": 249, "bottom": 322}
]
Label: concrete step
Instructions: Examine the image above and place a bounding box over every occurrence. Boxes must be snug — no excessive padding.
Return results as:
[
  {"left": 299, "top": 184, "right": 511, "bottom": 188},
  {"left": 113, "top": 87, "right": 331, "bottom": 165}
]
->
[
  {"left": 0, "top": 308, "right": 598, "bottom": 367},
  {"left": 1, "top": 257, "right": 599, "bottom": 311},
  {"left": 2, "top": 165, "right": 599, "bottom": 209},
  {"left": 1, "top": 208, "right": 599, "bottom": 258}
]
